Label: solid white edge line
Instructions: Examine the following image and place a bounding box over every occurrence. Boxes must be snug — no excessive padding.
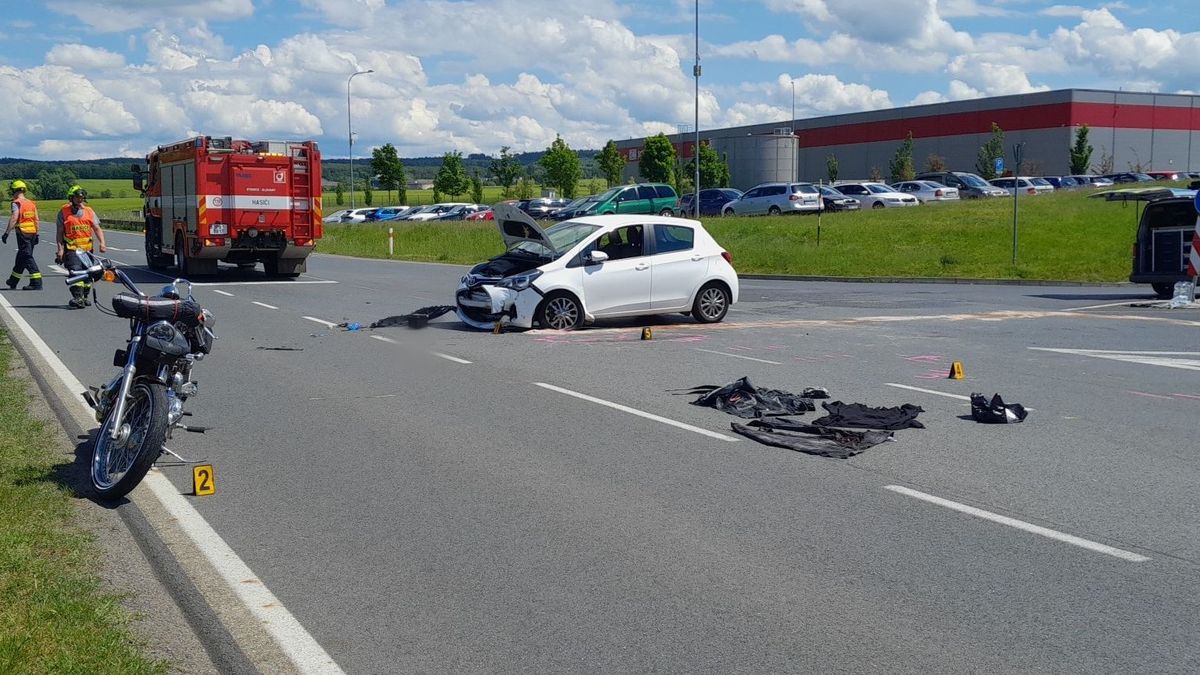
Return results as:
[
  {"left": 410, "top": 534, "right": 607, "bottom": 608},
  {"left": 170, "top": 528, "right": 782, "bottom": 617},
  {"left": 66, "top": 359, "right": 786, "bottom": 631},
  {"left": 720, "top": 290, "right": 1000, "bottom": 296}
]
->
[
  {"left": 302, "top": 316, "right": 338, "bottom": 327},
  {"left": 884, "top": 383, "right": 1036, "bottom": 411},
  {"left": 0, "top": 291, "right": 346, "bottom": 673},
  {"left": 534, "top": 382, "right": 739, "bottom": 442},
  {"left": 1062, "top": 300, "right": 1140, "bottom": 312},
  {"left": 252, "top": 301, "right": 279, "bottom": 310},
  {"left": 369, "top": 335, "right": 397, "bottom": 344},
  {"left": 432, "top": 352, "right": 472, "bottom": 364},
  {"left": 1030, "top": 348, "right": 1200, "bottom": 356},
  {"left": 212, "top": 290, "right": 235, "bottom": 297},
  {"left": 695, "top": 348, "right": 783, "bottom": 365},
  {"left": 884, "top": 485, "right": 1149, "bottom": 562}
]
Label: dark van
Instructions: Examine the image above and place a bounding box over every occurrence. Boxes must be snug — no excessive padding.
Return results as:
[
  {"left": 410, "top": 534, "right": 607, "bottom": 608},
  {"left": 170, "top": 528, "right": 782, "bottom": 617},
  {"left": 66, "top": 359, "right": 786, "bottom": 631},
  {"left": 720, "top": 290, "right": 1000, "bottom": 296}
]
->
[{"left": 1129, "top": 194, "right": 1198, "bottom": 297}]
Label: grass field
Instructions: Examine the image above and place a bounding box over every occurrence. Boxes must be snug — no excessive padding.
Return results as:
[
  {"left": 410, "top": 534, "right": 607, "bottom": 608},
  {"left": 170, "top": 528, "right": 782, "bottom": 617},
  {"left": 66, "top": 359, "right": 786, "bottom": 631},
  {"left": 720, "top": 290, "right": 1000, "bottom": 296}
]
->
[
  {"left": 322, "top": 187, "right": 1155, "bottom": 281},
  {"left": 0, "top": 335, "right": 163, "bottom": 674}
]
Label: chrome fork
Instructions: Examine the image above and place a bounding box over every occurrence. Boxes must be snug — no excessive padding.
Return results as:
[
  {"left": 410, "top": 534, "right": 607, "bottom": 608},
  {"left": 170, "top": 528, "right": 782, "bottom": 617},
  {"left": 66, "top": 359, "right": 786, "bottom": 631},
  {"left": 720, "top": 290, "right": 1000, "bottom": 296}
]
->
[{"left": 107, "top": 336, "right": 140, "bottom": 441}]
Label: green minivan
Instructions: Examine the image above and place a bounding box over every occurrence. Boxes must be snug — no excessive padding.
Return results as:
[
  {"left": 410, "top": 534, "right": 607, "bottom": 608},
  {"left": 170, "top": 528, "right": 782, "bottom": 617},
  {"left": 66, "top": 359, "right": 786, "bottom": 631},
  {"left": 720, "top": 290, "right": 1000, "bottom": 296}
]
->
[{"left": 574, "top": 183, "right": 679, "bottom": 217}]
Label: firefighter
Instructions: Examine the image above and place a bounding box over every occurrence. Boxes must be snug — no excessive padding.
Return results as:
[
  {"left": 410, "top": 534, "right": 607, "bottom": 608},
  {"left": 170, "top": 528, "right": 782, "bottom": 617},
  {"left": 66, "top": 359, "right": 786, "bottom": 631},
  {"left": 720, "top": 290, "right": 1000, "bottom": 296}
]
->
[
  {"left": 56, "top": 185, "right": 106, "bottom": 309},
  {"left": 4, "top": 179, "right": 42, "bottom": 290}
]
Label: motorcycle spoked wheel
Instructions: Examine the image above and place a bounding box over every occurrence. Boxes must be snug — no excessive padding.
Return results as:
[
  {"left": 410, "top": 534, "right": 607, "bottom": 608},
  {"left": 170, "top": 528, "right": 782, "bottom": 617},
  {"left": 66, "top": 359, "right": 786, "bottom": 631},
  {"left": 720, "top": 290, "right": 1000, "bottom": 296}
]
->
[{"left": 91, "top": 381, "right": 169, "bottom": 500}]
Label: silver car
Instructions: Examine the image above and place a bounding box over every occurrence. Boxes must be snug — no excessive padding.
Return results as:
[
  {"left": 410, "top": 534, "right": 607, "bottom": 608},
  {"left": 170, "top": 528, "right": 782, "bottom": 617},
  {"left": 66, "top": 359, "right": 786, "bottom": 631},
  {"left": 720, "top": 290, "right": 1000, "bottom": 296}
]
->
[
  {"left": 890, "top": 180, "right": 961, "bottom": 203},
  {"left": 721, "top": 182, "right": 822, "bottom": 216}
]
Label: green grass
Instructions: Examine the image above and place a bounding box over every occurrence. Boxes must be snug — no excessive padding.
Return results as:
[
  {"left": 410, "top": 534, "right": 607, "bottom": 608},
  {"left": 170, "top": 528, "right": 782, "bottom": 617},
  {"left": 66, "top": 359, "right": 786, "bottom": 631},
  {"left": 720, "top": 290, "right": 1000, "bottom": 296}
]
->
[
  {"left": 0, "top": 335, "right": 165, "bottom": 675},
  {"left": 320, "top": 188, "right": 1150, "bottom": 281}
]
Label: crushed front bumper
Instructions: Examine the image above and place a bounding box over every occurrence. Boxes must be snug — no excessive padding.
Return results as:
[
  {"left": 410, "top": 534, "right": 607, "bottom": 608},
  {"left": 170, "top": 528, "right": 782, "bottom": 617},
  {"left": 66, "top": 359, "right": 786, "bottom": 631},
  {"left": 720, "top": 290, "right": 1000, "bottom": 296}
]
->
[{"left": 455, "top": 283, "right": 541, "bottom": 330}]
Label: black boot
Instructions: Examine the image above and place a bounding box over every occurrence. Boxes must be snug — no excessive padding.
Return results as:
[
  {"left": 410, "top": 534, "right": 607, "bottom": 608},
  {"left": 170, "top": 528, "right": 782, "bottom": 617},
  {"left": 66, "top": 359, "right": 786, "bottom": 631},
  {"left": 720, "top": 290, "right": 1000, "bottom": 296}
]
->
[
  {"left": 5, "top": 275, "right": 17, "bottom": 290},
  {"left": 68, "top": 286, "right": 85, "bottom": 308}
]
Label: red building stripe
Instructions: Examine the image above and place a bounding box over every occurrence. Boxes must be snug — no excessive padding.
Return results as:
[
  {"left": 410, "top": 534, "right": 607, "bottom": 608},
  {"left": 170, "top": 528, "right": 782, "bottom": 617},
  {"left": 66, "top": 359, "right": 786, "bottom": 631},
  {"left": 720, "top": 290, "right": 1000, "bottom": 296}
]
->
[{"left": 796, "top": 102, "right": 1200, "bottom": 149}]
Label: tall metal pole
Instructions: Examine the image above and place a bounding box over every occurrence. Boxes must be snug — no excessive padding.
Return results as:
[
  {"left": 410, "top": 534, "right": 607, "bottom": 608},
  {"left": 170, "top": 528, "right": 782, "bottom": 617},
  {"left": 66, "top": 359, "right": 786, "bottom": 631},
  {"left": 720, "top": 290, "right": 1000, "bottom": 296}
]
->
[
  {"left": 693, "top": 0, "right": 700, "bottom": 218},
  {"left": 791, "top": 79, "right": 796, "bottom": 183},
  {"left": 347, "top": 69, "right": 373, "bottom": 210}
]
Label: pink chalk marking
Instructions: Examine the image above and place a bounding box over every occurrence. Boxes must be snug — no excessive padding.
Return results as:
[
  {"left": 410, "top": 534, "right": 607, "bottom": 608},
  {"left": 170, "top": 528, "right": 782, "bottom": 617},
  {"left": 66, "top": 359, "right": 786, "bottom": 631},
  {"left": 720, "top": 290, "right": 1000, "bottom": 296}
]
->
[
  {"left": 903, "top": 355, "right": 943, "bottom": 363},
  {"left": 1128, "top": 390, "right": 1174, "bottom": 400}
]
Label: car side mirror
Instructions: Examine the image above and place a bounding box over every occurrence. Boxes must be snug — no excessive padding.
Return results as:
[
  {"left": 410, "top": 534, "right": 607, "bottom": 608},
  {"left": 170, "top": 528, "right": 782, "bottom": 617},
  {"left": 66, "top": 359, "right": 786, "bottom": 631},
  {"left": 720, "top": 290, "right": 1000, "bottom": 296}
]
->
[{"left": 586, "top": 250, "right": 609, "bottom": 264}]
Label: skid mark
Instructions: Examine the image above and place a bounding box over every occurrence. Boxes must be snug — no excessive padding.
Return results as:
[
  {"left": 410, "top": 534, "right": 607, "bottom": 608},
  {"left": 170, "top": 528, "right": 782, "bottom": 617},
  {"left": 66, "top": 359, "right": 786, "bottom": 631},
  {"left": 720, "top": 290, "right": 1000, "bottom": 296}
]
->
[{"left": 903, "top": 354, "right": 944, "bottom": 363}]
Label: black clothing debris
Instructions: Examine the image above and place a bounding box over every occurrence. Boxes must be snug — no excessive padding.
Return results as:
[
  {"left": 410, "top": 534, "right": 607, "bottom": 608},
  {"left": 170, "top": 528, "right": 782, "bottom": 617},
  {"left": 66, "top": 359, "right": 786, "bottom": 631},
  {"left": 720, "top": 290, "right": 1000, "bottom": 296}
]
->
[
  {"left": 256, "top": 346, "right": 303, "bottom": 351},
  {"left": 970, "top": 393, "right": 1028, "bottom": 424},
  {"left": 370, "top": 305, "right": 455, "bottom": 329},
  {"left": 687, "top": 377, "right": 827, "bottom": 418},
  {"left": 731, "top": 419, "right": 893, "bottom": 459},
  {"left": 812, "top": 401, "right": 925, "bottom": 430}
]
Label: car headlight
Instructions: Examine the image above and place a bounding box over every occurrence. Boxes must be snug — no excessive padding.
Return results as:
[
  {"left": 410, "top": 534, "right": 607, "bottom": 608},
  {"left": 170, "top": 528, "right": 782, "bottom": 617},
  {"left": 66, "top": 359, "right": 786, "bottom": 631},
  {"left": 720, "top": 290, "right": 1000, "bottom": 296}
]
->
[
  {"left": 208, "top": 222, "right": 228, "bottom": 235},
  {"left": 498, "top": 270, "right": 542, "bottom": 291}
]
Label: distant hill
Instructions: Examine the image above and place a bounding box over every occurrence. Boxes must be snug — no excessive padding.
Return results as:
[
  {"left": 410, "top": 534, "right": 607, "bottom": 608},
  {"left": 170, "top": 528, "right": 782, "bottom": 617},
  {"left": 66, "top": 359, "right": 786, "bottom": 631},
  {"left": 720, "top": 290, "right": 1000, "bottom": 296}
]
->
[{"left": 0, "top": 148, "right": 603, "bottom": 183}]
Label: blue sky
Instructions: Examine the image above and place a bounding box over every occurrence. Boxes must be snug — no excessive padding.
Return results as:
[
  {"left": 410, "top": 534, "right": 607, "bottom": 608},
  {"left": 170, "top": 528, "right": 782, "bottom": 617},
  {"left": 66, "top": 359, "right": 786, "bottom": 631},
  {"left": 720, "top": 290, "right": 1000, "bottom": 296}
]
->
[{"left": 1, "top": 1, "right": 1194, "bottom": 160}]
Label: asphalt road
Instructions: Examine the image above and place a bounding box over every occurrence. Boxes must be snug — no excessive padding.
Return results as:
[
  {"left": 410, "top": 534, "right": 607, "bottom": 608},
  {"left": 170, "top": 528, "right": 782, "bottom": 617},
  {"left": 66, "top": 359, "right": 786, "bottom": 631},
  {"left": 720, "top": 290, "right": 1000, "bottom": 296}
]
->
[{"left": 9, "top": 225, "right": 1200, "bottom": 673}]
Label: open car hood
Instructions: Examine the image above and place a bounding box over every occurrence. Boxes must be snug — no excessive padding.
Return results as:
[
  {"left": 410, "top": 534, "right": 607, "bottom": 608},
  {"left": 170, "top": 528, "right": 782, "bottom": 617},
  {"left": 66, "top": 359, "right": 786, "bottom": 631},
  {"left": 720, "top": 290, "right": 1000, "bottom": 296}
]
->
[
  {"left": 1089, "top": 187, "right": 1198, "bottom": 202},
  {"left": 492, "top": 203, "right": 558, "bottom": 256}
]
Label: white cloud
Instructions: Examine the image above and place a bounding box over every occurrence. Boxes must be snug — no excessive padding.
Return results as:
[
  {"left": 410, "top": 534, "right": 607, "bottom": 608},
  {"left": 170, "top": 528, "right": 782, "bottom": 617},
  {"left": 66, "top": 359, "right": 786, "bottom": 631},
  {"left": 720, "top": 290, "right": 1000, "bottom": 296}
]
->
[
  {"left": 46, "top": 44, "right": 126, "bottom": 70},
  {"left": 0, "top": 65, "right": 139, "bottom": 147},
  {"left": 45, "top": 0, "right": 253, "bottom": 32},
  {"left": 297, "top": 0, "right": 386, "bottom": 27}
]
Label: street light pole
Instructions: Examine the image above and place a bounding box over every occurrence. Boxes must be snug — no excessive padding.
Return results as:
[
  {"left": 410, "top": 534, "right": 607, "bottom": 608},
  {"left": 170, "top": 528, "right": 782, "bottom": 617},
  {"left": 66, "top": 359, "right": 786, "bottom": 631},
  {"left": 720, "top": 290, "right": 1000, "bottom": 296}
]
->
[
  {"left": 791, "top": 78, "right": 796, "bottom": 183},
  {"left": 347, "top": 69, "right": 373, "bottom": 210},
  {"left": 693, "top": 0, "right": 701, "bottom": 218}
]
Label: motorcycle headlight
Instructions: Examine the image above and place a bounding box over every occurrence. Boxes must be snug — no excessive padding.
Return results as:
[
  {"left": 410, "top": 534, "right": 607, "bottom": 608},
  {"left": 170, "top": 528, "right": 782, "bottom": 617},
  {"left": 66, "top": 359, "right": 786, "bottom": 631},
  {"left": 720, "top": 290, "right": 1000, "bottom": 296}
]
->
[{"left": 498, "top": 270, "right": 542, "bottom": 291}]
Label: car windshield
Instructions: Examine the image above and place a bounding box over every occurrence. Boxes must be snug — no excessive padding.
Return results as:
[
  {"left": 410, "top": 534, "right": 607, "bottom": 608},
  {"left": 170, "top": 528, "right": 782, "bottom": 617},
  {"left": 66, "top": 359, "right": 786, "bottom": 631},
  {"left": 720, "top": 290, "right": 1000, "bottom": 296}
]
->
[
  {"left": 866, "top": 184, "right": 894, "bottom": 194},
  {"left": 957, "top": 174, "right": 990, "bottom": 188},
  {"left": 508, "top": 221, "right": 601, "bottom": 258},
  {"left": 588, "top": 187, "right": 621, "bottom": 203},
  {"left": 818, "top": 186, "right": 841, "bottom": 196},
  {"left": 1031, "top": 178, "right": 1052, "bottom": 186},
  {"left": 791, "top": 184, "right": 818, "bottom": 194}
]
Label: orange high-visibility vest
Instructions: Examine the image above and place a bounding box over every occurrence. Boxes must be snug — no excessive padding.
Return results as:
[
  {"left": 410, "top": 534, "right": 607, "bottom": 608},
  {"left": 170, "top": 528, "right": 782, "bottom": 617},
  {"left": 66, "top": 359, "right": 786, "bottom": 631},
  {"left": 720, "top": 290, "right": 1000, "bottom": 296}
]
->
[
  {"left": 12, "top": 195, "right": 37, "bottom": 234},
  {"left": 61, "top": 204, "right": 97, "bottom": 250}
]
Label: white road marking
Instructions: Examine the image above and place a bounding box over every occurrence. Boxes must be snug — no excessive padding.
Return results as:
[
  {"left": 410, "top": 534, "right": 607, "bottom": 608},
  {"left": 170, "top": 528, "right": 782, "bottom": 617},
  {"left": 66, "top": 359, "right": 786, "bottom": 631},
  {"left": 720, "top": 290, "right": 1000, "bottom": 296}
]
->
[
  {"left": 252, "top": 301, "right": 279, "bottom": 310},
  {"left": 0, "top": 291, "right": 346, "bottom": 673},
  {"left": 534, "top": 382, "right": 739, "bottom": 442},
  {"left": 212, "top": 289, "right": 235, "bottom": 297},
  {"left": 369, "top": 335, "right": 396, "bottom": 344},
  {"left": 1061, "top": 300, "right": 1141, "bottom": 312},
  {"left": 432, "top": 352, "right": 472, "bottom": 364},
  {"left": 885, "top": 383, "right": 970, "bottom": 402},
  {"left": 191, "top": 280, "right": 337, "bottom": 287},
  {"left": 302, "top": 316, "right": 338, "bottom": 327},
  {"left": 1030, "top": 347, "right": 1200, "bottom": 372},
  {"left": 694, "top": 348, "right": 783, "bottom": 365},
  {"left": 885, "top": 485, "right": 1149, "bottom": 562},
  {"left": 49, "top": 264, "right": 68, "bottom": 274}
]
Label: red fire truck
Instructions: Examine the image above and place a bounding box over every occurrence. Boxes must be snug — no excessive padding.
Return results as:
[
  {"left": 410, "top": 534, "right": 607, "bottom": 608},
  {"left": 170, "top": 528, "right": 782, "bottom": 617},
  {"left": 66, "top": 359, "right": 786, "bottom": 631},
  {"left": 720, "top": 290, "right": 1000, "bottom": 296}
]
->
[{"left": 134, "top": 136, "right": 323, "bottom": 277}]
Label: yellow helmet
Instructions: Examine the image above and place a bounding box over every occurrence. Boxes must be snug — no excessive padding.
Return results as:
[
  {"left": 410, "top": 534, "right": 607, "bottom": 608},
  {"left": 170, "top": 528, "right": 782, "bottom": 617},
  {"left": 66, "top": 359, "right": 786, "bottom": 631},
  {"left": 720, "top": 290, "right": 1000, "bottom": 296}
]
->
[
  {"left": 9, "top": 179, "right": 26, "bottom": 191},
  {"left": 67, "top": 184, "right": 87, "bottom": 200}
]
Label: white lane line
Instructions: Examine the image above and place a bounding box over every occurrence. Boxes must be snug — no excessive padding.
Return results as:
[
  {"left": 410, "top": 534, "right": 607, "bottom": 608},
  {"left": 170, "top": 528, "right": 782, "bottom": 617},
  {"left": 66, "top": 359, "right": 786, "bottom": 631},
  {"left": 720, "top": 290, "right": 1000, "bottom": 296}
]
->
[
  {"left": 252, "top": 301, "right": 279, "bottom": 310},
  {"left": 302, "top": 316, "right": 338, "bottom": 327},
  {"left": 49, "top": 264, "right": 68, "bottom": 275},
  {"left": 1128, "top": 390, "right": 1173, "bottom": 400},
  {"left": 885, "top": 383, "right": 970, "bottom": 402},
  {"left": 885, "top": 485, "right": 1149, "bottom": 562},
  {"left": 1031, "top": 347, "right": 1200, "bottom": 372},
  {"left": 695, "top": 348, "right": 783, "bottom": 365},
  {"left": 534, "top": 382, "right": 739, "bottom": 442},
  {"left": 370, "top": 335, "right": 396, "bottom": 344},
  {"left": 192, "top": 280, "right": 338, "bottom": 287},
  {"left": 432, "top": 352, "right": 471, "bottom": 364},
  {"left": 212, "top": 289, "right": 235, "bottom": 297},
  {"left": 0, "top": 291, "right": 346, "bottom": 673},
  {"left": 885, "top": 383, "right": 1036, "bottom": 411},
  {"left": 1062, "top": 300, "right": 1143, "bottom": 312}
]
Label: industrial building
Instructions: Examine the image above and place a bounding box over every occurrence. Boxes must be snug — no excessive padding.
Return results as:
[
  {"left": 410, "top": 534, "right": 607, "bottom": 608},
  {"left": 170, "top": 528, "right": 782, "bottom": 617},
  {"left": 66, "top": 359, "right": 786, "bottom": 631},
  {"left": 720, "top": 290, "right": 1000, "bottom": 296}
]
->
[{"left": 614, "top": 89, "right": 1200, "bottom": 190}]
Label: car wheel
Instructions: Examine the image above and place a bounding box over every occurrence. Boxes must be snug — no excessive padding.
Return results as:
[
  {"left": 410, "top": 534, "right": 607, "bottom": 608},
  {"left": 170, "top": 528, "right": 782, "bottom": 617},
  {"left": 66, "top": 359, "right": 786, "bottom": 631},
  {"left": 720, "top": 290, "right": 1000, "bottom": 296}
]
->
[
  {"left": 692, "top": 282, "right": 730, "bottom": 323},
  {"left": 768, "top": 206, "right": 781, "bottom": 216},
  {"left": 722, "top": 208, "right": 734, "bottom": 217},
  {"left": 537, "top": 292, "right": 584, "bottom": 330},
  {"left": 1151, "top": 283, "right": 1175, "bottom": 299},
  {"left": 871, "top": 201, "right": 885, "bottom": 209},
  {"left": 659, "top": 208, "right": 674, "bottom": 216}
]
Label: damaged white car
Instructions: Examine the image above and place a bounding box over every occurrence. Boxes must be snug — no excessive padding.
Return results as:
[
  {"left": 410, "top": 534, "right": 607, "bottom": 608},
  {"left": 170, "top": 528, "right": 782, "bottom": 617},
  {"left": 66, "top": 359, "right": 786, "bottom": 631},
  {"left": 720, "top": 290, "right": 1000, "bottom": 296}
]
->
[{"left": 456, "top": 204, "right": 739, "bottom": 330}]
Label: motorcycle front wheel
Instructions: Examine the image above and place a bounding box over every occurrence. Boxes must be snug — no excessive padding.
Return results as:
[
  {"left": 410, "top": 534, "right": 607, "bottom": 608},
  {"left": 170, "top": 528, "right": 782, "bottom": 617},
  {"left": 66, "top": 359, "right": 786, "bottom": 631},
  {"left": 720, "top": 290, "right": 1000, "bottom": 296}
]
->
[{"left": 91, "top": 381, "right": 169, "bottom": 500}]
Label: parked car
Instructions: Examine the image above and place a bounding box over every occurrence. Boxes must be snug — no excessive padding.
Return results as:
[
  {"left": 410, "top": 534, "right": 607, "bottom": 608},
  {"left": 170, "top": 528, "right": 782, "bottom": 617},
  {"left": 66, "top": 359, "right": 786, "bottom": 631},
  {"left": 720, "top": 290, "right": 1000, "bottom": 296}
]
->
[
  {"left": 548, "top": 196, "right": 592, "bottom": 221},
  {"left": 890, "top": 180, "right": 961, "bottom": 203},
  {"left": 1067, "top": 174, "right": 1114, "bottom": 187},
  {"left": 406, "top": 203, "right": 472, "bottom": 221},
  {"left": 572, "top": 183, "right": 679, "bottom": 217},
  {"left": 521, "top": 198, "right": 570, "bottom": 219},
  {"left": 721, "top": 182, "right": 822, "bottom": 216},
  {"left": 988, "top": 177, "right": 1054, "bottom": 195},
  {"left": 1120, "top": 191, "right": 1200, "bottom": 297},
  {"left": 434, "top": 204, "right": 487, "bottom": 221},
  {"left": 914, "top": 171, "right": 1007, "bottom": 199},
  {"left": 831, "top": 182, "right": 919, "bottom": 209},
  {"left": 455, "top": 203, "right": 738, "bottom": 330},
  {"left": 340, "top": 208, "right": 379, "bottom": 222},
  {"left": 1104, "top": 172, "right": 1156, "bottom": 184},
  {"left": 1145, "top": 171, "right": 1181, "bottom": 181},
  {"left": 679, "top": 188, "right": 744, "bottom": 217},
  {"left": 465, "top": 209, "right": 494, "bottom": 221},
  {"left": 816, "top": 185, "right": 860, "bottom": 211},
  {"left": 323, "top": 209, "right": 349, "bottom": 223},
  {"left": 1043, "top": 176, "right": 1082, "bottom": 189},
  {"left": 370, "top": 206, "right": 415, "bottom": 221}
]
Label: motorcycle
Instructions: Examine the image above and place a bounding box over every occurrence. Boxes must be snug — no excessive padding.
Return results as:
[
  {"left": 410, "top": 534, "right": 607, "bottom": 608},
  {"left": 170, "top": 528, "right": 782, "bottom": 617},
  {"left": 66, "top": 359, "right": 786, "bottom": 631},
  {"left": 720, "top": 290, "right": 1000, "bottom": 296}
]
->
[{"left": 67, "top": 252, "right": 217, "bottom": 500}]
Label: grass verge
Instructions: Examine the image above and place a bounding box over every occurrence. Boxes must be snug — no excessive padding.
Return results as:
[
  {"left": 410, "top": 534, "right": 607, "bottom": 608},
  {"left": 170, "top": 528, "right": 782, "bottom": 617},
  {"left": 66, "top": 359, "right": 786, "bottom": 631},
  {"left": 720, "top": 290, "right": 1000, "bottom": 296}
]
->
[
  {"left": 0, "top": 334, "right": 165, "bottom": 674},
  {"left": 319, "top": 188, "right": 1150, "bottom": 282}
]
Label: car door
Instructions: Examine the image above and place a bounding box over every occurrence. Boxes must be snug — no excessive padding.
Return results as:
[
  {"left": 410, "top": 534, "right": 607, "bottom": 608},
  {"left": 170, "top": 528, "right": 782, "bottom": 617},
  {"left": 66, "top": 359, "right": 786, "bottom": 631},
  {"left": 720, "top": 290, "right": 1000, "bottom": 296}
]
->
[
  {"left": 732, "top": 187, "right": 761, "bottom": 214},
  {"left": 649, "top": 223, "right": 703, "bottom": 310},
  {"left": 579, "top": 224, "right": 651, "bottom": 315},
  {"left": 615, "top": 187, "right": 644, "bottom": 215}
]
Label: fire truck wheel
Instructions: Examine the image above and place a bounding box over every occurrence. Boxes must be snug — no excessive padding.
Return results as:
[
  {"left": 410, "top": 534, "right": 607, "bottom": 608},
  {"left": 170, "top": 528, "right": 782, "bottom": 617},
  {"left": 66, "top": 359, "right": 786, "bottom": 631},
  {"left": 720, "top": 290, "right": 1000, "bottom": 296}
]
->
[{"left": 174, "top": 234, "right": 189, "bottom": 275}]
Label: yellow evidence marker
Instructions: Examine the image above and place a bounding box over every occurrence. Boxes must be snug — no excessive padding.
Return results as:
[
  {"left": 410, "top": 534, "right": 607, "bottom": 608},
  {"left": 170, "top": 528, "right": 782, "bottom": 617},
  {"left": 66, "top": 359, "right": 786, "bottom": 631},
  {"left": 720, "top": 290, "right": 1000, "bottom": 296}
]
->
[{"left": 192, "top": 464, "right": 215, "bottom": 496}]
